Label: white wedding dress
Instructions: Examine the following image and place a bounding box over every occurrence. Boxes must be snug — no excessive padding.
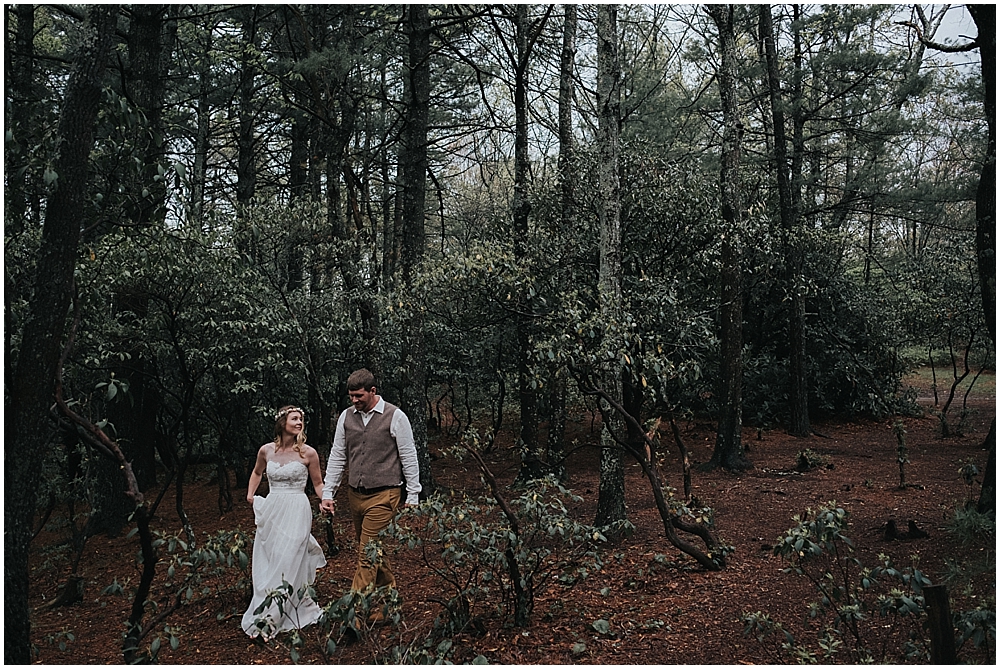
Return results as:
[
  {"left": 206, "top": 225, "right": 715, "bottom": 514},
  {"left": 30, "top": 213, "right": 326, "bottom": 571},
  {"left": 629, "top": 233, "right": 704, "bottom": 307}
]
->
[{"left": 241, "top": 459, "right": 326, "bottom": 637}]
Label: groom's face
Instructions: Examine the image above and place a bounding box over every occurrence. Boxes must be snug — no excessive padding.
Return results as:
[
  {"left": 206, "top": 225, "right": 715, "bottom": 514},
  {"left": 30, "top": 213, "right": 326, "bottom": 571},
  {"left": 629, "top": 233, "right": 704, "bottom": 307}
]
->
[{"left": 349, "top": 387, "right": 377, "bottom": 413}]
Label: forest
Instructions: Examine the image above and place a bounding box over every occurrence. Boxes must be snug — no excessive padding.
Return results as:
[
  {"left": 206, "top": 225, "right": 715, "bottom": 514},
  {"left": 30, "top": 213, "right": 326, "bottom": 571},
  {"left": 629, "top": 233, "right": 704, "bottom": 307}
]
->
[{"left": 4, "top": 3, "right": 995, "bottom": 665}]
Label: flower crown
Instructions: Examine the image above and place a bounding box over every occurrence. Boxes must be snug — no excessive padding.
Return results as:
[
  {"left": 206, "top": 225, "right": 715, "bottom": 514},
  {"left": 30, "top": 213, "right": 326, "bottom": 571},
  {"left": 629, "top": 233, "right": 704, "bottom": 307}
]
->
[{"left": 275, "top": 406, "right": 305, "bottom": 421}]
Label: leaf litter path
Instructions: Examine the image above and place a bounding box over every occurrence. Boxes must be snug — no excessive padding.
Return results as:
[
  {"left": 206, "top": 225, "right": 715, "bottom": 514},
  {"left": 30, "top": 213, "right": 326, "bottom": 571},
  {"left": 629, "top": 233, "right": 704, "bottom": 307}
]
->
[{"left": 30, "top": 379, "right": 994, "bottom": 664}]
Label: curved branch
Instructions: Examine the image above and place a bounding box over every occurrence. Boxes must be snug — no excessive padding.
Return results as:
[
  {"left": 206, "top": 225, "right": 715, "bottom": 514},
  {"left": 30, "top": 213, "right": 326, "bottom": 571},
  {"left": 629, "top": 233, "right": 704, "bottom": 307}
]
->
[
  {"left": 54, "top": 284, "right": 160, "bottom": 661},
  {"left": 569, "top": 365, "right": 723, "bottom": 570},
  {"left": 461, "top": 442, "right": 519, "bottom": 535},
  {"left": 896, "top": 20, "right": 979, "bottom": 53}
]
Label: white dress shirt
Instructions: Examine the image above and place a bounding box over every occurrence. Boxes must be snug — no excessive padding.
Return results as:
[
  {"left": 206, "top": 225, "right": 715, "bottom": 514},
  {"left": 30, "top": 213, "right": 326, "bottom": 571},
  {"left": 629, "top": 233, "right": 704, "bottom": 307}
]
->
[{"left": 322, "top": 397, "right": 422, "bottom": 505}]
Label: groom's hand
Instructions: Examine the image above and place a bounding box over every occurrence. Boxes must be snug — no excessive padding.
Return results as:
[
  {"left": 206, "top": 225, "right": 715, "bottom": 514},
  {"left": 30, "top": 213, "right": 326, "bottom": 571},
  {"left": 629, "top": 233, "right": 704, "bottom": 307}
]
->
[{"left": 320, "top": 498, "right": 336, "bottom": 515}]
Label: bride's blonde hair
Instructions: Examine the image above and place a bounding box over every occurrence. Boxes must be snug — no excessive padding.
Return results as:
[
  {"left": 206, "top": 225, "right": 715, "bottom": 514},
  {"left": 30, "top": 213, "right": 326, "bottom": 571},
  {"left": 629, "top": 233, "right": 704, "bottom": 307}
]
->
[{"left": 273, "top": 405, "right": 307, "bottom": 456}]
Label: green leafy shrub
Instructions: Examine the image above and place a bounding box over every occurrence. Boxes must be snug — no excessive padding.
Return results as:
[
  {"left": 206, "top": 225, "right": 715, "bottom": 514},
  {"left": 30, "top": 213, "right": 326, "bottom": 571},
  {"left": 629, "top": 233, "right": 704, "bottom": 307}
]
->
[
  {"left": 246, "top": 547, "right": 467, "bottom": 664},
  {"left": 387, "top": 473, "right": 604, "bottom": 631},
  {"left": 245, "top": 579, "right": 327, "bottom": 655},
  {"left": 107, "top": 527, "right": 253, "bottom": 662},
  {"left": 955, "top": 604, "right": 996, "bottom": 657},
  {"left": 942, "top": 503, "right": 995, "bottom": 662},
  {"left": 743, "top": 502, "right": 932, "bottom": 663},
  {"left": 192, "top": 528, "right": 253, "bottom": 618}
]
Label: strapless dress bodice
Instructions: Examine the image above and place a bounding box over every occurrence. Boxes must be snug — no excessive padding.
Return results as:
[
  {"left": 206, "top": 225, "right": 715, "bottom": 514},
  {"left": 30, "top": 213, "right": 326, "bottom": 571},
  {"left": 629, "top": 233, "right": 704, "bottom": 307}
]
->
[{"left": 266, "top": 459, "right": 308, "bottom": 494}]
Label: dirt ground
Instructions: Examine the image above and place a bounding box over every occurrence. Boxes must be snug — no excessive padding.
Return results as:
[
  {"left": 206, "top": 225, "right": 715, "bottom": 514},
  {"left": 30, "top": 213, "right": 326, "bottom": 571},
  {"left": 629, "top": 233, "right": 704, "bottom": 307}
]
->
[{"left": 29, "top": 373, "right": 995, "bottom": 665}]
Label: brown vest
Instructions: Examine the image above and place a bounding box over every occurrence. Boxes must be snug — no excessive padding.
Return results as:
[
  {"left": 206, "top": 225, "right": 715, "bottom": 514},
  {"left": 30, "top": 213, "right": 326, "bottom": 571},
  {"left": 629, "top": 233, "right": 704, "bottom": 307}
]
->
[{"left": 344, "top": 402, "right": 402, "bottom": 490}]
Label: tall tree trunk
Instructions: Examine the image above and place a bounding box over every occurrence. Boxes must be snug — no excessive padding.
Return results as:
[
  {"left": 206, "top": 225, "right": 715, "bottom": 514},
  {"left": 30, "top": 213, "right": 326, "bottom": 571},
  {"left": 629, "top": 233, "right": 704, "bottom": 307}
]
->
[
  {"left": 547, "top": 4, "right": 578, "bottom": 481},
  {"left": 707, "top": 4, "right": 751, "bottom": 472},
  {"left": 191, "top": 45, "right": 211, "bottom": 229},
  {"left": 969, "top": 5, "right": 995, "bottom": 514},
  {"left": 559, "top": 5, "right": 577, "bottom": 228},
  {"left": 5, "top": 4, "right": 35, "bottom": 398},
  {"left": 126, "top": 4, "right": 169, "bottom": 225},
  {"left": 399, "top": 4, "right": 434, "bottom": 497},
  {"left": 380, "top": 65, "right": 397, "bottom": 282},
  {"left": 285, "top": 116, "right": 308, "bottom": 292},
  {"left": 5, "top": 4, "right": 35, "bottom": 234},
  {"left": 512, "top": 4, "right": 542, "bottom": 484},
  {"left": 969, "top": 5, "right": 995, "bottom": 346},
  {"left": 236, "top": 7, "right": 259, "bottom": 206},
  {"left": 98, "top": 5, "right": 170, "bottom": 524},
  {"left": 285, "top": 6, "right": 312, "bottom": 293},
  {"left": 5, "top": 7, "right": 119, "bottom": 663},
  {"left": 760, "top": 5, "right": 810, "bottom": 437},
  {"left": 594, "top": 4, "right": 628, "bottom": 530}
]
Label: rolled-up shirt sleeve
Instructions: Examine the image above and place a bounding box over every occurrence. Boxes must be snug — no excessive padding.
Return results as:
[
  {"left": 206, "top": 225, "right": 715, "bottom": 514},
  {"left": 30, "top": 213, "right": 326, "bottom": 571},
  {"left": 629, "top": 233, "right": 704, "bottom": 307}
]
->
[
  {"left": 323, "top": 411, "right": 349, "bottom": 500},
  {"left": 391, "top": 409, "right": 422, "bottom": 504}
]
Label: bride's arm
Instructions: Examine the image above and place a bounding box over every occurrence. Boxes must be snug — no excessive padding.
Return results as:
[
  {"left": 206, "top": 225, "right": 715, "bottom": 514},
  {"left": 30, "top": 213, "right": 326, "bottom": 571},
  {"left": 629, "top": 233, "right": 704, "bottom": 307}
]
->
[
  {"left": 247, "top": 445, "right": 268, "bottom": 504},
  {"left": 306, "top": 447, "right": 324, "bottom": 499}
]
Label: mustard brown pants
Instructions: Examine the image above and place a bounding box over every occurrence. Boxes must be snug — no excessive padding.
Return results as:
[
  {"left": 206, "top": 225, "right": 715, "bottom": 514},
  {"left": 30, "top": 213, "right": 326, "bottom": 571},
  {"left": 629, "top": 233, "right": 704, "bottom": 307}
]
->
[{"left": 347, "top": 486, "right": 401, "bottom": 593}]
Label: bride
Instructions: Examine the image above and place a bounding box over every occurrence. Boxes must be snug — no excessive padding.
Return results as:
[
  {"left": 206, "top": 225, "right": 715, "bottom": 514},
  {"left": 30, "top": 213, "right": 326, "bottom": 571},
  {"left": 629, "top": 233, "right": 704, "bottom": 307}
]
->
[{"left": 241, "top": 406, "right": 326, "bottom": 638}]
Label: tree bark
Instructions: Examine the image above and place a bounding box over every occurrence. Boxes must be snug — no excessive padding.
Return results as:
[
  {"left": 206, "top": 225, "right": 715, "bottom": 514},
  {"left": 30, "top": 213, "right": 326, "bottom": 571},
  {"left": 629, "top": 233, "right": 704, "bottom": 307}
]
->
[
  {"left": 399, "top": 4, "right": 434, "bottom": 497},
  {"left": 924, "top": 584, "right": 958, "bottom": 663},
  {"left": 510, "top": 5, "right": 543, "bottom": 485},
  {"left": 5, "top": 4, "right": 35, "bottom": 399},
  {"left": 545, "top": 5, "right": 577, "bottom": 482},
  {"left": 760, "top": 5, "right": 810, "bottom": 438},
  {"left": 5, "top": 4, "right": 35, "bottom": 234},
  {"left": 968, "top": 4, "right": 995, "bottom": 516},
  {"left": 978, "top": 419, "right": 996, "bottom": 515},
  {"left": 101, "top": 4, "right": 171, "bottom": 518},
  {"left": 707, "top": 4, "right": 751, "bottom": 472},
  {"left": 190, "top": 21, "right": 211, "bottom": 229},
  {"left": 559, "top": 4, "right": 577, "bottom": 233},
  {"left": 236, "top": 6, "right": 259, "bottom": 206},
  {"left": 969, "top": 5, "right": 995, "bottom": 344},
  {"left": 5, "top": 6, "right": 119, "bottom": 663},
  {"left": 594, "top": 4, "right": 628, "bottom": 530}
]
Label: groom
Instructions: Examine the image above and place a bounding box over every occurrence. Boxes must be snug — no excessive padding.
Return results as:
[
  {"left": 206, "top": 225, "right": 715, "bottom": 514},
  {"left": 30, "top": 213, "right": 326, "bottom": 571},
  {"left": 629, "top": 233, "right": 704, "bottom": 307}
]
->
[{"left": 320, "top": 368, "right": 421, "bottom": 594}]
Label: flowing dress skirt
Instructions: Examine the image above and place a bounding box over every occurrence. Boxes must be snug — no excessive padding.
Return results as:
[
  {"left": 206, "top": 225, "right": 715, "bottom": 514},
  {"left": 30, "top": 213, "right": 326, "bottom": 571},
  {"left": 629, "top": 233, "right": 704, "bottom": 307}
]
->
[{"left": 241, "top": 466, "right": 326, "bottom": 637}]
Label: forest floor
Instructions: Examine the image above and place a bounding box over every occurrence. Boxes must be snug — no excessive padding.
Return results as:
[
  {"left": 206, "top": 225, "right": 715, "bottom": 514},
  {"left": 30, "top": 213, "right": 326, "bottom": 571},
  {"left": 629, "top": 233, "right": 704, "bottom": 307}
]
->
[{"left": 29, "top": 369, "right": 996, "bottom": 665}]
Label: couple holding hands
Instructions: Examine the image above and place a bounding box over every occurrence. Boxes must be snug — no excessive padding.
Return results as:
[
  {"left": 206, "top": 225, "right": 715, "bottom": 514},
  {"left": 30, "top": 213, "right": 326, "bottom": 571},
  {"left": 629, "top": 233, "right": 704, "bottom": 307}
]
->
[{"left": 240, "top": 368, "right": 421, "bottom": 638}]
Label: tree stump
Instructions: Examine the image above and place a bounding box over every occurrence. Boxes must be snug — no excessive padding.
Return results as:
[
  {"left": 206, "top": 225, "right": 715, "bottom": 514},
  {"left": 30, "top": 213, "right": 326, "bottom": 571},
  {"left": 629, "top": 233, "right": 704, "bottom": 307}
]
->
[{"left": 924, "top": 584, "right": 957, "bottom": 664}]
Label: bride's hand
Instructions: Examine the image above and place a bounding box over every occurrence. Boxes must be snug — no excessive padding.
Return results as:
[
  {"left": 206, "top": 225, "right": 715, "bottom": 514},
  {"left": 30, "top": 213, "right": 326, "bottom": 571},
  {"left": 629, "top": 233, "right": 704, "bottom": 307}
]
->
[{"left": 247, "top": 494, "right": 254, "bottom": 505}]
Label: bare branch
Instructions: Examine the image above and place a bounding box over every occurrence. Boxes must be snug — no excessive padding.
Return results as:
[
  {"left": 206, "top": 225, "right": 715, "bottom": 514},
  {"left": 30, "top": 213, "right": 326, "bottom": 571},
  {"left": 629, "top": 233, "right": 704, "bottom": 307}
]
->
[{"left": 896, "top": 20, "right": 979, "bottom": 53}]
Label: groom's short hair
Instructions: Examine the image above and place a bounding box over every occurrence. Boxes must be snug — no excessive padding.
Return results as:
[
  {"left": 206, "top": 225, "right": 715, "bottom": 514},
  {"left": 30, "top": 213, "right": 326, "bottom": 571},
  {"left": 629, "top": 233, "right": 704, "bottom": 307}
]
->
[{"left": 347, "top": 368, "right": 376, "bottom": 392}]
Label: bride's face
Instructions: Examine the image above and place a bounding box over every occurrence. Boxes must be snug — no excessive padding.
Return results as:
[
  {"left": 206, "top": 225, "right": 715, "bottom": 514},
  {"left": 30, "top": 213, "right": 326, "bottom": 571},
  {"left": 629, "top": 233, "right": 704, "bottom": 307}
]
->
[{"left": 283, "top": 411, "right": 304, "bottom": 438}]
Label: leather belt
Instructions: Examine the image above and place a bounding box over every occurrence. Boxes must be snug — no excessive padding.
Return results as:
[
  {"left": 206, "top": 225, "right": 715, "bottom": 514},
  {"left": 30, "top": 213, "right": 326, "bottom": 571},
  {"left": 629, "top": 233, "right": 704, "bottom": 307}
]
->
[{"left": 350, "top": 484, "right": 399, "bottom": 495}]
